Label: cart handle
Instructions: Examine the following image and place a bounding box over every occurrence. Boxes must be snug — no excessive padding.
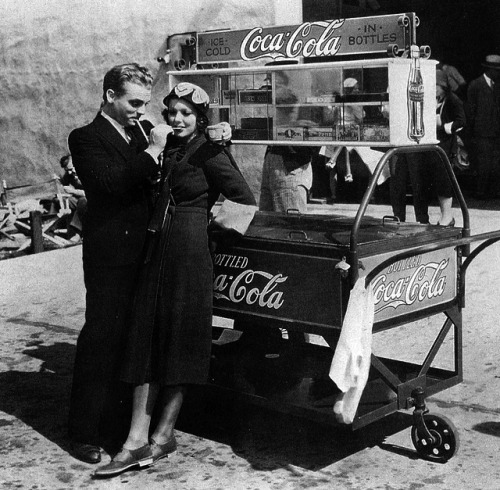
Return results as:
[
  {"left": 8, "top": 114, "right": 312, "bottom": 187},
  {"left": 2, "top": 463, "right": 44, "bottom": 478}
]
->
[
  {"left": 350, "top": 145, "right": 470, "bottom": 285},
  {"left": 382, "top": 215, "right": 401, "bottom": 226},
  {"left": 288, "top": 230, "right": 309, "bottom": 241}
]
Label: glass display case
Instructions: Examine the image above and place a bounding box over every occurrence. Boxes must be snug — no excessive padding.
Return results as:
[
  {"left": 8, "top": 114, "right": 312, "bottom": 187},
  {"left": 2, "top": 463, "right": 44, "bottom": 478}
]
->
[{"left": 167, "top": 57, "right": 437, "bottom": 147}]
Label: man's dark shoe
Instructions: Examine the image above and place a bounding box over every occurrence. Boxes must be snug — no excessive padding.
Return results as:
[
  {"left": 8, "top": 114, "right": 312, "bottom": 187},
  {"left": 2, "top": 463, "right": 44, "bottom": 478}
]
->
[{"left": 72, "top": 442, "right": 102, "bottom": 464}]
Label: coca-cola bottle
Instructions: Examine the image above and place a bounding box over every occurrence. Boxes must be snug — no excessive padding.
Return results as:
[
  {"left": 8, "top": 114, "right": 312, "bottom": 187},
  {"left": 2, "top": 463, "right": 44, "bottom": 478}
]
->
[{"left": 407, "top": 45, "right": 425, "bottom": 142}]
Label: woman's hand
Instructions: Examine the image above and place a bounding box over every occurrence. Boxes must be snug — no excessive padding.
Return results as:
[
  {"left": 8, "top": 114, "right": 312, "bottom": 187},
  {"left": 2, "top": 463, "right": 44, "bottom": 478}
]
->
[{"left": 206, "top": 122, "right": 232, "bottom": 145}]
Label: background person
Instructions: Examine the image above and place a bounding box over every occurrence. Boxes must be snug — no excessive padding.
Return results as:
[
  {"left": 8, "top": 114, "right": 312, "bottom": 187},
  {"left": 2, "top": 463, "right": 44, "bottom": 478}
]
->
[
  {"left": 59, "top": 154, "right": 86, "bottom": 242},
  {"left": 320, "top": 77, "right": 380, "bottom": 204},
  {"left": 437, "top": 59, "right": 467, "bottom": 100},
  {"left": 259, "top": 67, "right": 314, "bottom": 213},
  {"left": 433, "top": 69, "right": 466, "bottom": 225},
  {"left": 94, "top": 83, "right": 256, "bottom": 477},
  {"left": 466, "top": 54, "right": 500, "bottom": 199},
  {"left": 390, "top": 70, "right": 465, "bottom": 225}
]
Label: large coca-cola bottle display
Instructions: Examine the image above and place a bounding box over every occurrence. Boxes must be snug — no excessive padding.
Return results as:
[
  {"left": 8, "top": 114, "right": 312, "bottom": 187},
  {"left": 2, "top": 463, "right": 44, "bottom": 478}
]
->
[{"left": 407, "top": 44, "right": 425, "bottom": 142}]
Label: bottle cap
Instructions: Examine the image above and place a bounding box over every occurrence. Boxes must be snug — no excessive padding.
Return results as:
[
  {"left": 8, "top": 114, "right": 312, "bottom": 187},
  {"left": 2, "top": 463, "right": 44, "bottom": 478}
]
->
[{"left": 410, "top": 45, "right": 420, "bottom": 58}]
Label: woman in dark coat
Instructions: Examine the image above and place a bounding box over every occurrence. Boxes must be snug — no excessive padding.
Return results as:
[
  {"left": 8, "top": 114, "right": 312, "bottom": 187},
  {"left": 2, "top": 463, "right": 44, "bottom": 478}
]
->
[
  {"left": 95, "top": 82, "right": 256, "bottom": 477},
  {"left": 390, "top": 69, "right": 465, "bottom": 225},
  {"left": 432, "top": 69, "right": 466, "bottom": 225}
]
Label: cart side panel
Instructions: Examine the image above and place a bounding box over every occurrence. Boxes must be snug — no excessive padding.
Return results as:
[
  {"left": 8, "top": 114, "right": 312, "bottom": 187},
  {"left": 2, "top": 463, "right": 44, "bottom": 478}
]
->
[
  {"left": 213, "top": 244, "right": 344, "bottom": 328},
  {"left": 363, "top": 246, "right": 458, "bottom": 324}
]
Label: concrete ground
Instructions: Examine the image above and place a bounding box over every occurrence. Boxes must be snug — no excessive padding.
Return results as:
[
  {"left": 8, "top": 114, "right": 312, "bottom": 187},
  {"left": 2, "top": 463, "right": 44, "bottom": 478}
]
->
[{"left": 1, "top": 201, "right": 500, "bottom": 489}]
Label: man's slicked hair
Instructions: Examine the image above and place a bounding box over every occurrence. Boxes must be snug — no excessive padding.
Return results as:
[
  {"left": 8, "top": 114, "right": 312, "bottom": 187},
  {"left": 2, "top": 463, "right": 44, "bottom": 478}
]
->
[{"left": 102, "top": 63, "right": 153, "bottom": 103}]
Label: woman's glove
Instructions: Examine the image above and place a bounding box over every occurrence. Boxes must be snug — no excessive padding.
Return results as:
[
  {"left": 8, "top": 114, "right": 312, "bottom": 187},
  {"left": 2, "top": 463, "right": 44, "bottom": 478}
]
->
[{"left": 206, "top": 122, "right": 232, "bottom": 146}]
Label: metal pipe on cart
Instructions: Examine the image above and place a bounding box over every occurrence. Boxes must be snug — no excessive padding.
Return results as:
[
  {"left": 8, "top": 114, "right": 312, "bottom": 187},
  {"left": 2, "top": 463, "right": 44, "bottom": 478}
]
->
[
  {"left": 349, "top": 147, "right": 399, "bottom": 285},
  {"left": 348, "top": 145, "right": 471, "bottom": 287}
]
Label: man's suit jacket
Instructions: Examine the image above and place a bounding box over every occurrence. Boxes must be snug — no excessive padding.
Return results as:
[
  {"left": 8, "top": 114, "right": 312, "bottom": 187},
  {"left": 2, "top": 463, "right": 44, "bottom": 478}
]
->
[
  {"left": 68, "top": 114, "right": 158, "bottom": 267},
  {"left": 466, "top": 75, "right": 500, "bottom": 138}
]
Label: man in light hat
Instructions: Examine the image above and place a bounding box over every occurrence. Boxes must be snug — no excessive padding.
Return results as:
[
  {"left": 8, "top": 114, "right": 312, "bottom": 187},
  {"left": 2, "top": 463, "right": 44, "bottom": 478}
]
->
[{"left": 466, "top": 54, "right": 500, "bottom": 198}]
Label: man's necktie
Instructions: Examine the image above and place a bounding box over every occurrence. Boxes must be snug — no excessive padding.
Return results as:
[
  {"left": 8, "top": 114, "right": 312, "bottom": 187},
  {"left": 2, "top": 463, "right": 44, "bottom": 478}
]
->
[{"left": 125, "top": 127, "right": 138, "bottom": 149}]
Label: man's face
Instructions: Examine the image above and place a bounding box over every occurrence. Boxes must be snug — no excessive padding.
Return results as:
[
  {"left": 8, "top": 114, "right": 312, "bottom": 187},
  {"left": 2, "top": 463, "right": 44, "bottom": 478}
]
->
[
  {"left": 436, "top": 85, "right": 446, "bottom": 101},
  {"left": 345, "top": 83, "right": 360, "bottom": 95},
  {"left": 105, "top": 81, "right": 151, "bottom": 127},
  {"left": 488, "top": 69, "right": 500, "bottom": 82}
]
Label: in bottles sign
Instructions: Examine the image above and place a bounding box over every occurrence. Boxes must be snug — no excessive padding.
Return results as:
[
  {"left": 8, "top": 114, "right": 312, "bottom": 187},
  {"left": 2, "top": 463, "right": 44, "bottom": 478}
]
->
[{"left": 197, "top": 14, "right": 406, "bottom": 64}]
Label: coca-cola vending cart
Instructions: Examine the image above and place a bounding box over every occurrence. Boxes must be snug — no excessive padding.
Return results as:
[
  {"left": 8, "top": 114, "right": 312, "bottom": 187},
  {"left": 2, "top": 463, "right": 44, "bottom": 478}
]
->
[{"left": 162, "top": 13, "right": 500, "bottom": 462}]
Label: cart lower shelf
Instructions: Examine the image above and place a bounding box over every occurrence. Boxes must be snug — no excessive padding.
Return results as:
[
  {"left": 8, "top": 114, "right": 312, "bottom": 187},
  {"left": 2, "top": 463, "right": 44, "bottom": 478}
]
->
[{"left": 209, "top": 326, "right": 460, "bottom": 461}]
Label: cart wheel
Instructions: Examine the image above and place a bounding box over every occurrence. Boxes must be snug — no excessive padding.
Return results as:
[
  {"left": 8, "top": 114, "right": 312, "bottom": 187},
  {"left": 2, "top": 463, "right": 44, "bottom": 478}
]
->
[{"left": 411, "top": 413, "right": 459, "bottom": 462}]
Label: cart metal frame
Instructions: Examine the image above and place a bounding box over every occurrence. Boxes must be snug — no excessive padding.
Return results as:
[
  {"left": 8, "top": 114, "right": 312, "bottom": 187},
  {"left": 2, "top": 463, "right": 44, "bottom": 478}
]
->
[{"left": 210, "top": 145, "right": 500, "bottom": 461}]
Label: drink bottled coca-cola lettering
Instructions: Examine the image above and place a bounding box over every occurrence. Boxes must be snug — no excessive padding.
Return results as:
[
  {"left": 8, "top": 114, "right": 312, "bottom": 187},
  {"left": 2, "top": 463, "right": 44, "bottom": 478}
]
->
[{"left": 407, "top": 45, "right": 425, "bottom": 142}]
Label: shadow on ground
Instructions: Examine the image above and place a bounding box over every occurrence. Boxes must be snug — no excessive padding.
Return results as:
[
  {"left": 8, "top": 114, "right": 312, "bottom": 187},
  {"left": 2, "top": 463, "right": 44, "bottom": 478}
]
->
[
  {"left": 472, "top": 421, "right": 500, "bottom": 438},
  {"left": 0, "top": 337, "right": 419, "bottom": 471},
  {"left": 0, "top": 341, "right": 75, "bottom": 454},
  {"left": 177, "top": 387, "right": 415, "bottom": 472}
]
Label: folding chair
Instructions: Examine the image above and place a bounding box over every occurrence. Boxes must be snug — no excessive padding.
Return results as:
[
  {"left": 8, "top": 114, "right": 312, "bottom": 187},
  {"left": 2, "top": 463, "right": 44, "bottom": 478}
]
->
[{"left": 0, "top": 176, "right": 73, "bottom": 252}]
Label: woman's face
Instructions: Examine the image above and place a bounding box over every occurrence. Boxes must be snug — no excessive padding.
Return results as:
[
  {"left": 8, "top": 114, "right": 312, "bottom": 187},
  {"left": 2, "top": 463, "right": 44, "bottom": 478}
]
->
[{"left": 167, "top": 98, "right": 199, "bottom": 142}]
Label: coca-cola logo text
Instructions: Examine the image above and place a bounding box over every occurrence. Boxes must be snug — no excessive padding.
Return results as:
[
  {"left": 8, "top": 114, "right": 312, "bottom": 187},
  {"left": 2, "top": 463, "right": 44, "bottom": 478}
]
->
[
  {"left": 213, "top": 254, "right": 287, "bottom": 309},
  {"left": 213, "top": 253, "right": 248, "bottom": 269},
  {"left": 240, "top": 20, "right": 344, "bottom": 61},
  {"left": 372, "top": 257, "right": 449, "bottom": 314}
]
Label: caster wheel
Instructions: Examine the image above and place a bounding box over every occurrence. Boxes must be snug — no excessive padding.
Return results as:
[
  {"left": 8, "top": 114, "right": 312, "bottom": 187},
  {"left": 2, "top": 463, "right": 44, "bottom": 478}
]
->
[{"left": 411, "top": 413, "right": 459, "bottom": 462}]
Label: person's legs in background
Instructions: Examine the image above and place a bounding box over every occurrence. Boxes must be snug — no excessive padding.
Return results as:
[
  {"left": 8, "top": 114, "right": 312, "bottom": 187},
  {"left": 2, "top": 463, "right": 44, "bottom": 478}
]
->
[
  {"left": 258, "top": 151, "right": 273, "bottom": 212},
  {"left": 328, "top": 165, "right": 338, "bottom": 204},
  {"left": 407, "top": 152, "right": 430, "bottom": 224},
  {"left": 430, "top": 151, "right": 455, "bottom": 225},
  {"left": 389, "top": 155, "right": 408, "bottom": 222},
  {"left": 492, "top": 139, "right": 500, "bottom": 198},
  {"left": 474, "top": 138, "right": 497, "bottom": 198}
]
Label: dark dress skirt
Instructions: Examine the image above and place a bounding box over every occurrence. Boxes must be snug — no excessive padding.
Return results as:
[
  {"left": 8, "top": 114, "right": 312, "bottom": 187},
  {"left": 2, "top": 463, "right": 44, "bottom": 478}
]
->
[
  {"left": 121, "top": 134, "right": 256, "bottom": 387},
  {"left": 121, "top": 205, "right": 213, "bottom": 386}
]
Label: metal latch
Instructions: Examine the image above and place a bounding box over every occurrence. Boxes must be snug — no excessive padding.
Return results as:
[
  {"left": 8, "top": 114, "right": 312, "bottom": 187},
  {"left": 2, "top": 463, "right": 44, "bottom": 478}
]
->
[{"left": 335, "top": 256, "right": 351, "bottom": 278}]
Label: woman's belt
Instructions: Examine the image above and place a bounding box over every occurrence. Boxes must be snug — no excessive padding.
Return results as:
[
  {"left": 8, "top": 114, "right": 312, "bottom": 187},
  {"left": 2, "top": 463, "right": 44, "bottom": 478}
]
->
[{"left": 171, "top": 205, "right": 207, "bottom": 215}]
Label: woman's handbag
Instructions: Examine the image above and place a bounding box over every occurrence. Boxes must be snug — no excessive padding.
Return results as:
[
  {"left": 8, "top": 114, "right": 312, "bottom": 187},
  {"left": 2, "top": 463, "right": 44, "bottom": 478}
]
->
[
  {"left": 450, "top": 135, "right": 470, "bottom": 172},
  {"left": 143, "top": 151, "right": 177, "bottom": 264}
]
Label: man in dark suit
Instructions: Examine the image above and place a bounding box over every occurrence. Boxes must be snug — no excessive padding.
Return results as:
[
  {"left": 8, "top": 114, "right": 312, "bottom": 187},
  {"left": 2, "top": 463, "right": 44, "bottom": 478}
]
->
[
  {"left": 67, "top": 63, "right": 170, "bottom": 463},
  {"left": 466, "top": 54, "right": 500, "bottom": 198}
]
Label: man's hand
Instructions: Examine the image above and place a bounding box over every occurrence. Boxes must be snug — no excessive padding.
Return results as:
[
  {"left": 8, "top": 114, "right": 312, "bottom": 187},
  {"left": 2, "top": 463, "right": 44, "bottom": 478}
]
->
[
  {"left": 146, "top": 124, "right": 172, "bottom": 160},
  {"left": 206, "top": 122, "right": 232, "bottom": 146},
  {"left": 149, "top": 124, "right": 172, "bottom": 149}
]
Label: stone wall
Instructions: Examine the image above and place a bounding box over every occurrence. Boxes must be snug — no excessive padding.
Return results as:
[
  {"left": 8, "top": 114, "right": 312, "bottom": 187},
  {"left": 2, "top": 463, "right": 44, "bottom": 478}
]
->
[{"left": 0, "top": 0, "right": 300, "bottom": 190}]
